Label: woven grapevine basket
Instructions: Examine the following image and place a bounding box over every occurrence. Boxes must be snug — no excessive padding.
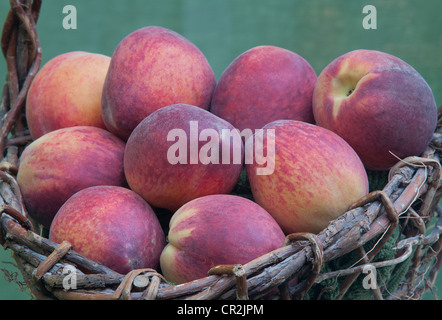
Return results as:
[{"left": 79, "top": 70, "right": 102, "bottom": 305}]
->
[{"left": 1, "top": 1, "right": 442, "bottom": 300}]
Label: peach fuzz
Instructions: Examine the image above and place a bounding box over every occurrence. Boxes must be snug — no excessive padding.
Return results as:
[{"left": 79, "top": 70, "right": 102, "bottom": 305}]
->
[
  {"left": 246, "top": 120, "right": 369, "bottom": 234},
  {"left": 159, "top": 194, "right": 285, "bottom": 284},
  {"left": 26, "top": 51, "right": 110, "bottom": 139},
  {"left": 313, "top": 49, "right": 437, "bottom": 171},
  {"left": 210, "top": 45, "right": 317, "bottom": 131},
  {"left": 17, "top": 126, "right": 126, "bottom": 228},
  {"left": 102, "top": 26, "right": 216, "bottom": 140},
  {"left": 49, "top": 186, "right": 165, "bottom": 274}
]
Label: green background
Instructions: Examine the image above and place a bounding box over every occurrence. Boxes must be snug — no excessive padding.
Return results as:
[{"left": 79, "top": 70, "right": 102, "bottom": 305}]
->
[{"left": 1, "top": 0, "right": 441, "bottom": 299}]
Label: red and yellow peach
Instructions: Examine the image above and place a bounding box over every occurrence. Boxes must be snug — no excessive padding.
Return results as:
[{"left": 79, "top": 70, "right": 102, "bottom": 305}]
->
[
  {"left": 102, "top": 26, "right": 216, "bottom": 140},
  {"left": 210, "top": 45, "right": 317, "bottom": 131},
  {"left": 313, "top": 49, "right": 437, "bottom": 171},
  {"left": 50, "top": 186, "right": 165, "bottom": 274},
  {"left": 246, "top": 120, "right": 369, "bottom": 234},
  {"left": 26, "top": 51, "right": 110, "bottom": 139},
  {"left": 17, "top": 126, "right": 126, "bottom": 227},
  {"left": 159, "top": 194, "right": 285, "bottom": 284},
  {"left": 124, "top": 104, "right": 244, "bottom": 212}
]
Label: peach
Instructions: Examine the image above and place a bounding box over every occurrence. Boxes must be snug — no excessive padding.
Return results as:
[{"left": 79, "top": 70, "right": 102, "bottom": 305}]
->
[
  {"left": 124, "top": 103, "right": 243, "bottom": 212},
  {"left": 26, "top": 51, "right": 110, "bottom": 139},
  {"left": 102, "top": 26, "right": 216, "bottom": 140},
  {"left": 210, "top": 45, "right": 317, "bottom": 131},
  {"left": 159, "top": 194, "right": 285, "bottom": 284},
  {"left": 49, "top": 186, "right": 165, "bottom": 274},
  {"left": 17, "top": 126, "right": 126, "bottom": 227},
  {"left": 246, "top": 120, "right": 369, "bottom": 234},
  {"left": 312, "top": 49, "right": 438, "bottom": 171}
]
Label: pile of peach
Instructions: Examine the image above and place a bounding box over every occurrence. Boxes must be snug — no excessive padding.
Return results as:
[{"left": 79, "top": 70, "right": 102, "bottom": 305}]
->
[{"left": 17, "top": 26, "right": 437, "bottom": 284}]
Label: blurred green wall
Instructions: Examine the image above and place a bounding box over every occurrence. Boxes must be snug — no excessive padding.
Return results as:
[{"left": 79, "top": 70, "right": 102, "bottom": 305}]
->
[{"left": 1, "top": 0, "right": 441, "bottom": 300}]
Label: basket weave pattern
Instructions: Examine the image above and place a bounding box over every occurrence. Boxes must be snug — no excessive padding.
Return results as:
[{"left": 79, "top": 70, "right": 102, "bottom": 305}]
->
[{"left": 1, "top": 1, "right": 442, "bottom": 300}]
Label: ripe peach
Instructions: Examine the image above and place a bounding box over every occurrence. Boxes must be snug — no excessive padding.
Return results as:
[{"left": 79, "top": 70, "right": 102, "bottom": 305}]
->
[
  {"left": 49, "top": 186, "right": 165, "bottom": 274},
  {"left": 246, "top": 120, "right": 369, "bottom": 234},
  {"left": 124, "top": 104, "right": 243, "bottom": 212},
  {"left": 17, "top": 126, "right": 126, "bottom": 227},
  {"left": 210, "top": 45, "right": 317, "bottom": 131},
  {"left": 159, "top": 194, "right": 285, "bottom": 284},
  {"left": 102, "top": 26, "right": 216, "bottom": 140},
  {"left": 313, "top": 49, "right": 438, "bottom": 171},
  {"left": 26, "top": 51, "right": 110, "bottom": 139}
]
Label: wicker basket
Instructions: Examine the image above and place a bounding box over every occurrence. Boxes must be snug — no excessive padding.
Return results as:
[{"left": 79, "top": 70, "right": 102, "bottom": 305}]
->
[{"left": 1, "top": 1, "right": 442, "bottom": 300}]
